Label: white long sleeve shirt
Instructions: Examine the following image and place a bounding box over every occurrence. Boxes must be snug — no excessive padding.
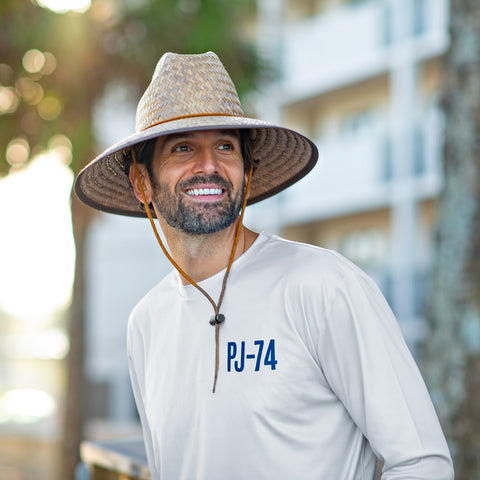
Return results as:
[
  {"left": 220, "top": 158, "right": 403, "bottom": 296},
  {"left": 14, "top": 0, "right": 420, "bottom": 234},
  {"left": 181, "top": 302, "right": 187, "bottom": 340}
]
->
[{"left": 127, "top": 233, "right": 454, "bottom": 479}]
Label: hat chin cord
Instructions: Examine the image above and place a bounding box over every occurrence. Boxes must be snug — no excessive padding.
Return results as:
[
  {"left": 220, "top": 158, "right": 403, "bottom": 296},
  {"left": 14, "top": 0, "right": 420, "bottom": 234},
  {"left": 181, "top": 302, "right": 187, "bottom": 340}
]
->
[{"left": 131, "top": 147, "right": 254, "bottom": 393}]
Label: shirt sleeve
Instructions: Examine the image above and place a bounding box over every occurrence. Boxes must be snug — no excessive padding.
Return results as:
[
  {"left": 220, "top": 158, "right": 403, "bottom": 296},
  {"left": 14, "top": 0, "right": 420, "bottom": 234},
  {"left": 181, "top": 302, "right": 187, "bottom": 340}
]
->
[
  {"left": 127, "top": 313, "right": 159, "bottom": 480},
  {"left": 317, "top": 267, "right": 454, "bottom": 479}
]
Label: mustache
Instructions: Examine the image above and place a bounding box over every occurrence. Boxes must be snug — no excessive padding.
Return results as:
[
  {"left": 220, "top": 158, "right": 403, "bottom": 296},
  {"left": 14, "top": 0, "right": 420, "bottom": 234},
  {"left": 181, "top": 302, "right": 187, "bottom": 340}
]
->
[{"left": 178, "top": 174, "right": 232, "bottom": 191}]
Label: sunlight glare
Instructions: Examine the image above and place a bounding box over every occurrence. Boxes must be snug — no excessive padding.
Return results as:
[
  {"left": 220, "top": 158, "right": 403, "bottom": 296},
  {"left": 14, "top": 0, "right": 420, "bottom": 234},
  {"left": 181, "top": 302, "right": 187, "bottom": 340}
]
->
[
  {"left": 22, "top": 49, "right": 45, "bottom": 74},
  {"left": 0, "top": 151, "right": 75, "bottom": 321},
  {"left": 0, "top": 389, "right": 56, "bottom": 423},
  {"left": 1, "top": 328, "right": 70, "bottom": 360},
  {"left": 35, "top": 0, "right": 91, "bottom": 14}
]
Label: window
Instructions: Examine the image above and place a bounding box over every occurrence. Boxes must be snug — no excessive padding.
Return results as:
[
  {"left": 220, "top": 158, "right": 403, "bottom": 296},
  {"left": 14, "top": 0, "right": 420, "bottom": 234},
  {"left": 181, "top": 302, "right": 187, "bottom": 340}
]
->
[
  {"left": 413, "top": 0, "right": 427, "bottom": 37},
  {"left": 339, "top": 109, "right": 375, "bottom": 138},
  {"left": 381, "top": 136, "right": 393, "bottom": 182},
  {"left": 344, "top": 0, "right": 369, "bottom": 6},
  {"left": 412, "top": 126, "right": 426, "bottom": 176},
  {"left": 381, "top": 1, "right": 393, "bottom": 46},
  {"left": 413, "top": 268, "right": 429, "bottom": 317},
  {"left": 339, "top": 228, "right": 387, "bottom": 269}
]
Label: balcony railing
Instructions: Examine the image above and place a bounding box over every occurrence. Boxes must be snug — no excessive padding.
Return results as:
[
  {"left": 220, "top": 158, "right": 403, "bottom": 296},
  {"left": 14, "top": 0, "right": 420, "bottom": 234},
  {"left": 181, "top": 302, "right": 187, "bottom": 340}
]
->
[
  {"left": 279, "top": 109, "right": 443, "bottom": 225},
  {"left": 280, "top": 0, "right": 448, "bottom": 98}
]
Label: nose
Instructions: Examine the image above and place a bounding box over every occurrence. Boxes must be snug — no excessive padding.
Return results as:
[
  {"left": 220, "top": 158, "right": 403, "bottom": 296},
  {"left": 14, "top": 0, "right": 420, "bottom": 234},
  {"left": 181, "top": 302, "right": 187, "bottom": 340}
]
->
[{"left": 192, "top": 147, "right": 219, "bottom": 175}]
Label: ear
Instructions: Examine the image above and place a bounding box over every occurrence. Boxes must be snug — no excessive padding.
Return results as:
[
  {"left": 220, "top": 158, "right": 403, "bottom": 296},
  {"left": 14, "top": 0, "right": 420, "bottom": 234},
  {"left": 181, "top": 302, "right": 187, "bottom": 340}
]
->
[
  {"left": 129, "top": 163, "right": 153, "bottom": 204},
  {"left": 244, "top": 164, "right": 253, "bottom": 199},
  {"left": 244, "top": 171, "right": 249, "bottom": 196}
]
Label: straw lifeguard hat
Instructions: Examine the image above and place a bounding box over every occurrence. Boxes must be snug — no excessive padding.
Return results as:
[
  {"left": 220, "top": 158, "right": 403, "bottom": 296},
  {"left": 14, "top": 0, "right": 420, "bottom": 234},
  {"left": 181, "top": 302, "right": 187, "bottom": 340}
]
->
[{"left": 74, "top": 51, "right": 318, "bottom": 217}]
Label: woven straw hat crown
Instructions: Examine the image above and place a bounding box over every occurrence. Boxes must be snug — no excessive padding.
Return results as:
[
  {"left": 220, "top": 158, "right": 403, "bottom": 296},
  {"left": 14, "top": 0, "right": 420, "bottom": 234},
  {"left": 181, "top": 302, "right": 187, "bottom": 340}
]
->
[
  {"left": 74, "top": 51, "right": 318, "bottom": 217},
  {"left": 136, "top": 52, "right": 245, "bottom": 131}
]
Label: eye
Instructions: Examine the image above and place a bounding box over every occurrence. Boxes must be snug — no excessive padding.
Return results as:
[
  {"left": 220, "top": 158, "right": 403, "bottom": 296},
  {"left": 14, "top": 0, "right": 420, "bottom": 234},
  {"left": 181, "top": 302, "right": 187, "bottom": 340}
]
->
[
  {"left": 173, "top": 144, "right": 191, "bottom": 153},
  {"left": 218, "top": 142, "right": 234, "bottom": 151}
]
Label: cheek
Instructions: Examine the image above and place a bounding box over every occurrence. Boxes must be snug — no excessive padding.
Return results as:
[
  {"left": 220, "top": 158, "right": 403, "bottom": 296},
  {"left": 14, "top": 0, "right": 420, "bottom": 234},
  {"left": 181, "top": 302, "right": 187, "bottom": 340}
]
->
[
  {"left": 154, "top": 165, "right": 183, "bottom": 191},
  {"left": 229, "top": 157, "right": 247, "bottom": 184}
]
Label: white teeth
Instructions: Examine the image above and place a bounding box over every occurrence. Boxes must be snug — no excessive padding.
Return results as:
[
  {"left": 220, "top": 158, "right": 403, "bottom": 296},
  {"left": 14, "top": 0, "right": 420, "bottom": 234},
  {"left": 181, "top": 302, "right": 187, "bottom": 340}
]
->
[{"left": 186, "top": 188, "right": 222, "bottom": 196}]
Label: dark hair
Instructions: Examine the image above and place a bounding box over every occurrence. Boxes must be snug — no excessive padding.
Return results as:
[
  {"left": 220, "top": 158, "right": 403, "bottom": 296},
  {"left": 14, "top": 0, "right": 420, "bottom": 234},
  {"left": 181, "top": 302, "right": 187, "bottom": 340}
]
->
[
  {"left": 123, "top": 137, "right": 157, "bottom": 179},
  {"left": 123, "top": 128, "right": 255, "bottom": 179},
  {"left": 239, "top": 129, "right": 256, "bottom": 174}
]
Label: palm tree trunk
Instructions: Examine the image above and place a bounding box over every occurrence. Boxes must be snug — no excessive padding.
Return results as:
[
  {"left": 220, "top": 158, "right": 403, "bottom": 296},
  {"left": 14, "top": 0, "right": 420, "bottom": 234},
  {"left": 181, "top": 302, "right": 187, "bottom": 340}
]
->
[
  {"left": 422, "top": 1, "right": 480, "bottom": 478},
  {"left": 62, "top": 195, "right": 95, "bottom": 479}
]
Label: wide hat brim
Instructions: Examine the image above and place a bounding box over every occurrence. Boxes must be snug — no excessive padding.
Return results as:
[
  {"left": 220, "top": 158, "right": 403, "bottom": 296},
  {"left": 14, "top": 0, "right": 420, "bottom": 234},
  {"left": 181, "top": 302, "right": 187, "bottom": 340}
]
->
[{"left": 74, "top": 115, "right": 318, "bottom": 218}]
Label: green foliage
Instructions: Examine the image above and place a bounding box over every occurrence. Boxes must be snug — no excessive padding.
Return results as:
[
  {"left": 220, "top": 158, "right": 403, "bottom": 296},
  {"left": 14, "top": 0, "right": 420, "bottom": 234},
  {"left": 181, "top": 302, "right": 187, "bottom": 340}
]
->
[{"left": 0, "top": 0, "right": 259, "bottom": 176}]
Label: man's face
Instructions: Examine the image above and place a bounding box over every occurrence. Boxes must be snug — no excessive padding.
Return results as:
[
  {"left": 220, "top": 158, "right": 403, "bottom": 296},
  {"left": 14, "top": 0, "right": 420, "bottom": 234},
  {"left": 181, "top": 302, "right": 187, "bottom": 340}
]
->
[{"left": 148, "top": 129, "right": 247, "bottom": 235}]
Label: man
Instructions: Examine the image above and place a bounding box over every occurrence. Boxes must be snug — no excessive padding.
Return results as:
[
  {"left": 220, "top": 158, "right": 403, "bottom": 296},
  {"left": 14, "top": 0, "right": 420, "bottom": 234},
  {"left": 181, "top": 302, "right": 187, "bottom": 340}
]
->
[{"left": 75, "top": 52, "right": 454, "bottom": 479}]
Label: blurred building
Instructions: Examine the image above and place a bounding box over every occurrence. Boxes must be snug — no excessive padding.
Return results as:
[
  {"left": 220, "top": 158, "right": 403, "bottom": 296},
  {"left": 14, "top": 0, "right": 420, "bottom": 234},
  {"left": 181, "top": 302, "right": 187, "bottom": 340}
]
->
[
  {"left": 84, "top": 213, "right": 170, "bottom": 437},
  {"left": 83, "top": 0, "right": 450, "bottom": 434},
  {"left": 248, "top": 0, "right": 449, "bottom": 356}
]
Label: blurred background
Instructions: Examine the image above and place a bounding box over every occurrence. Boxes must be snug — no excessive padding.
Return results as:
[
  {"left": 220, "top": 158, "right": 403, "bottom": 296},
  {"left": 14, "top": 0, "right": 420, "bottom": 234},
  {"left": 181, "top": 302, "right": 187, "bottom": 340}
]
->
[{"left": 0, "top": 0, "right": 479, "bottom": 478}]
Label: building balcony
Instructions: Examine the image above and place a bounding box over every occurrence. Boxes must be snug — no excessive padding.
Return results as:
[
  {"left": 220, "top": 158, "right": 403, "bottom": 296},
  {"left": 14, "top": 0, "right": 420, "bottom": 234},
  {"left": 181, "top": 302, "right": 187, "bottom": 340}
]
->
[
  {"left": 278, "top": 110, "right": 443, "bottom": 226},
  {"left": 279, "top": 0, "right": 449, "bottom": 102}
]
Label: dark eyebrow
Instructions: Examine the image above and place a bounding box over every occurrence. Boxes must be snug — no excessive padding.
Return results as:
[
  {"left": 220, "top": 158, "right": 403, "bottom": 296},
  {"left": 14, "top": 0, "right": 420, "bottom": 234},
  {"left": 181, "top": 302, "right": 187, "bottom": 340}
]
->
[
  {"left": 159, "top": 129, "right": 240, "bottom": 150},
  {"left": 163, "top": 132, "right": 194, "bottom": 142}
]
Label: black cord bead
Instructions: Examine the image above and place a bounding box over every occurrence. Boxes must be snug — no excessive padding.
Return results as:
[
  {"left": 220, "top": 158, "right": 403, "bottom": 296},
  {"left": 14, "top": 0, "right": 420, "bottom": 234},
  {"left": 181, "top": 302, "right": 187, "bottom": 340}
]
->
[{"left": 209, "top": 313, "right": 225, "bottom": 326}]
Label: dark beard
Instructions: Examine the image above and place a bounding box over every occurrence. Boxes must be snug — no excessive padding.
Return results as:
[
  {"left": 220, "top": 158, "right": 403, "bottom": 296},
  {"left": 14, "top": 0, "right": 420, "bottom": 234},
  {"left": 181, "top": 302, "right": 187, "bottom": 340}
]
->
[{"left": 152, "top": 174, "right": 244, "bottom": 235}]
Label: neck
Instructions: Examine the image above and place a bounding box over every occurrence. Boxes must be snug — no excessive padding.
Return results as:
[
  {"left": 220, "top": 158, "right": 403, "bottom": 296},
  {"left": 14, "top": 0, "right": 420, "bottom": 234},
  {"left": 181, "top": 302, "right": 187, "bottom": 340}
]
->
[{"left": 159, "top": 218, "right": 258, "bottom": 284}]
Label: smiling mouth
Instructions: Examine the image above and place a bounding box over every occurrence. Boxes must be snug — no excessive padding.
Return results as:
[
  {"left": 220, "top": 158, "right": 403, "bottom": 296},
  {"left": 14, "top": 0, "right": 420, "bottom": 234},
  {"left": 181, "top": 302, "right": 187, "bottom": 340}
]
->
[{"left": 185, "top": 187, "right": 224, "bottom": 197}]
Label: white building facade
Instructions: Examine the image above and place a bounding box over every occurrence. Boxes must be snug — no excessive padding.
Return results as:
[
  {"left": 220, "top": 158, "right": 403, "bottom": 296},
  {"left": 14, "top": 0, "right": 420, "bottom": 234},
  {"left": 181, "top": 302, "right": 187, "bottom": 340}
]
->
[{"left": 248, "top": 0, "right": 450, "bottom": 354}]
